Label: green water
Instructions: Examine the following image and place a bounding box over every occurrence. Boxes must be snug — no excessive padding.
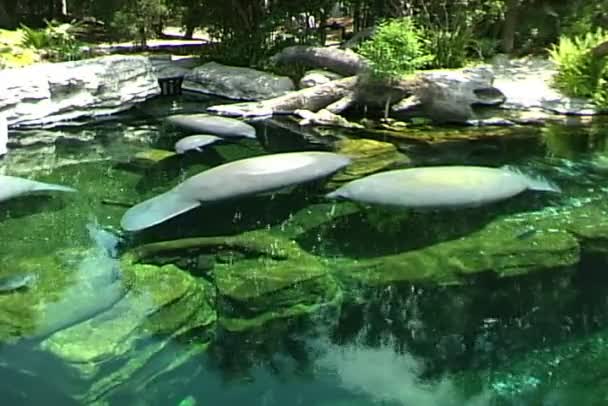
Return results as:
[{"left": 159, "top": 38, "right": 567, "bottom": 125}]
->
[{"left": 2, "top": 98, "right": 608, "bottom": 405}]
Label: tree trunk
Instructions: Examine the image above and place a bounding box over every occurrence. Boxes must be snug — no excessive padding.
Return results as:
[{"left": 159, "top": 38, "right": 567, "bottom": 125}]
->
[
  {"left": 184, "top": 24, "right": 195, "bottom": 39},
  {"left": 501, "top": 0, "right": 521, "bottom": 53},
  {"left": 208, "top": 76, "right": 358, "bottom": 117},
  {"left": 270, "top": 45, "right": 369, "bottom": 76}
]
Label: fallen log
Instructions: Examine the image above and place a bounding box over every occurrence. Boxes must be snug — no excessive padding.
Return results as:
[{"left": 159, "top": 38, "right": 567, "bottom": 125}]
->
[
  {"left": 208, "top": 76, "right": 358, "bottom": 117},
  {"left": 128, "top": 235, "right": 290, "bottom": 263},
  {"left": 270, "top": 45, "right": 369, "bottom": 76}
]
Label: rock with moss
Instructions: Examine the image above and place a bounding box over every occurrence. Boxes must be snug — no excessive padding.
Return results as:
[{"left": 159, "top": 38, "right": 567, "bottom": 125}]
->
[
  {"left": 35, "top": 261, "right": 216, "bottom": 404},
  {"left": 330, "top": 138, "right": 410, "bottom": 185},
  {"left": 128, "top": 231, "right": 342, "bottom": 333},
  {"left": 0, "top": 249, "right": 126, "bottom": 342}
]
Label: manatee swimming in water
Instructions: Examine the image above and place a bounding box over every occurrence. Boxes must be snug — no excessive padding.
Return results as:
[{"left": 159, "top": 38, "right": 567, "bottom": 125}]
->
[
  {"left": 175, "top": 134, "right": 223, "bottom": 154},
  {"left": 325, "top": 165, "right": 560, "bottom": 209},
  {"left": 0, "top": 175, "right": 76, "bottom": 202},
  {"left": 166, "top": 114, "right": 257, "bottom": 139},
  {"left": 0, "top": 273, "right": 36, "bottom": 293},
  {"left": 121, "top": 151, "right": 351, "bottom": 231}
]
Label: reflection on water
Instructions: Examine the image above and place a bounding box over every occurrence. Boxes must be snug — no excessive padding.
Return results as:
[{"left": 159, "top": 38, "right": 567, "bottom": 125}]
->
[{"left": 1, "top": 103, "right": 608, "bottom": 405}]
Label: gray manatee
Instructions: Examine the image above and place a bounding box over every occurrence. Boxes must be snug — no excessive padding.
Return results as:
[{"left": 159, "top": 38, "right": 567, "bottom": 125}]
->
[
  {"left": 175, "top": 134, "right": 223, "bottom": 154},
  {"left": 121, "top": 151, "right": 351, "bottom": 231},
  {"left": 166, "top": 113, "right": 257, "bottom": 139},
  {"left": 0, "top": 175, "right": 76, "bottom": 202},
  {"left": 326, "top": 165, "right": 560, "bottom": 209}
]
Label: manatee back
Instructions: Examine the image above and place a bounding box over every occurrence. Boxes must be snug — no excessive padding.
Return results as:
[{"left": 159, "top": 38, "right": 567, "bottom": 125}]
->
[
  {"left": 177, "top": 151, "right": 351, "bottom": 202},
  {"left": 327, "top": 166, "right": 530, "bottom": 209}
]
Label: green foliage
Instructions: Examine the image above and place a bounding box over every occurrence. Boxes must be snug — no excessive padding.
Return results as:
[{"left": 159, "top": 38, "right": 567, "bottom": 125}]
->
[
  {"left": 549, "top": 29, "right": 608, "bottom": 109},
  {"left": 111, "top": 0, "right": 168, "bottom": 47},
  {"left": 19, "top": 20, "right": 86, "bottom": 62},
  {"left": 413, "top": 0, "right": 503, "bottom": 68},
  {"left": 357, "top": 17, "right": 433, "bottom": 80},
  {"left": 561, "top": 0, "right": 608, "bottom": 38}
]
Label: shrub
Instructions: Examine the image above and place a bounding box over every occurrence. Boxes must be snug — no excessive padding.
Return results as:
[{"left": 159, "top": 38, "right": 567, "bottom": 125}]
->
[
  {"left": 356, "top": 17, "right": 433, "bottom": 81},
  {"left": 20, "top": 20, "right": 86, "bottom": 62},
  {"left": 548, "top": 29, "right": 608, "bottom": 108}
]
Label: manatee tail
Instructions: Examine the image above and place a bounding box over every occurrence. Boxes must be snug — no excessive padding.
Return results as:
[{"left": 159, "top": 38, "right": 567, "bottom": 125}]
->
[
  {"left": 120, "top": 190, "right": 201, "bottom": 231},
  {"left": 502, "top": 165, "right": 561, "bottom": 193},
  {"left": 31, "top": 182, "right": 77, "bottom": 194}
]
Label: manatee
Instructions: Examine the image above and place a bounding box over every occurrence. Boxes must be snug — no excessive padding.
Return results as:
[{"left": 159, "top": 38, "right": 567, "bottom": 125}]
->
[
  {"left": 0, "top": 175, "right": 76, "bottom": 202},
  {"left": 166, "top": 113, "right": 257, "bottom": 139},
  {"left": 121, "top": 151, "right": 351, "bottom": 231},
  {"left": 325, "top": 165, "right": 560, "bottom": 208},
  {"left": 175, "top": 134, "right": 223, "bottom": 154},
  {"left": 0, "top": 273, "right": 36, "bottom": 293}
]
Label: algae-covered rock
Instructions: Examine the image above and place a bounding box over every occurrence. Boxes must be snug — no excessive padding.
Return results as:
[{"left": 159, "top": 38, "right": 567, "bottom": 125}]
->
[
  {"left": 128, "top": 230, "right": 342, "bottom": 332},
  {"left": 214, "top": 240, "right": 341, "bottom": 331},
  {"left": 330, "top": 138, "right": 410, "bottom": 185},
  {"left": 38, "top": 261, "right": 216, "bottom": 404},
  {"left": 0, "top": 249, "right": 126, "bottom": 342}
]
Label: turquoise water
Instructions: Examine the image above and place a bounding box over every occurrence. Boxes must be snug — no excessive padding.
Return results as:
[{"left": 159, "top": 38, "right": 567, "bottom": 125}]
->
[{"left": 2, "top": 97, "right": 608, "bottom": 405}]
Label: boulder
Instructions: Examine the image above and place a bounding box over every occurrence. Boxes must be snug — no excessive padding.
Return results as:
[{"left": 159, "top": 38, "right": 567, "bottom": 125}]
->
[
  {"left": 182, "top": 61, "right": 295, "bottom": 101},
  {"left": 0, "top": 55, "right": 160, "bottom": 128}
]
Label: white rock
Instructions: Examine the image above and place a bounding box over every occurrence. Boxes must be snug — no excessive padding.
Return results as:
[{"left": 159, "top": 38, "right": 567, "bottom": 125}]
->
[{"left": 0, "top": 55, "right": 161, "bottom": 128}]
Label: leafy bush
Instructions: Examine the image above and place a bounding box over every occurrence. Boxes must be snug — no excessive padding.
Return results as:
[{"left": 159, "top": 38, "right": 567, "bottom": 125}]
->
[
  {"left": 356, "top": 17, "right": 433, "bottom": 80},
  {"left": 20, "top": 20, "right": 86, "bottom": 62},
  {"left": 549, "top": 29, "right": 608, "bottom": 108}
]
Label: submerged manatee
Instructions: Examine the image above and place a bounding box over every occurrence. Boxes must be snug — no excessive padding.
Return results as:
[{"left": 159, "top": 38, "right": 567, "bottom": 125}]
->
[
  {"left": 166, "top": 114, "right": 257, "bottom": 139},
  {"left": 175, "top": 134, "right": 223, "bottom": 154},
  {"left": 0, "top": 175, "right": 76, "bottom": 202},
  {"left": 121, "top": 151, "right": 351, "bottom": 231},
  {"left": 326, "top": 165, "right": 560, "bottom": 208},
  {"left": 0, "top": 273, "right": 36, "bottom": 293}
]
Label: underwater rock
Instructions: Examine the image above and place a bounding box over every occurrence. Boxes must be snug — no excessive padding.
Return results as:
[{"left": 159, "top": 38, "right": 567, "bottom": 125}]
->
[
  {"left": 330, "top": 138, "right": 410, "bottom": 185},
  {"left": 126, "top": 231, "right": 341, "bottom": 332},
  {"left": 204, "top": 232, "right": 341, "bottom": 331},
  {"left": 0, "top": 174, "right": 76, "bottom": 202},
  {"left": 38, "top": 261, "right": 216, "bottom": 404},
  {"left": 165, "top": 113, "right": 257, "bottom": 139},
  {"left": 130, "top": 148, "right": 178, "bottom": 167},
  {"left": 121, "top": 151, "right": 351, "bottom": 231},
  {"left": 182, "top": 61, "right": 295, "bottom": 100}
]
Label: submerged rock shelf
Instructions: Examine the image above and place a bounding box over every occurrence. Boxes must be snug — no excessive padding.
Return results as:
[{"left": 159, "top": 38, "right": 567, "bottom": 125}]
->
[{"left": 2, "top": 110, "right": 608, "bottom": 404}]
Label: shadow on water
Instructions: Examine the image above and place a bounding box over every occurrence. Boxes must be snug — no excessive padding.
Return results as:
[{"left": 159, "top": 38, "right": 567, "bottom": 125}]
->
[
  {"left": 0, "top": 195, "right": 69, "bottom": 221},
  {"left": 296, "top": 191, "right": 562, "bottom": 258},
  {"left": 0, "top": 343, "right": 80, "bottom": 406}
]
